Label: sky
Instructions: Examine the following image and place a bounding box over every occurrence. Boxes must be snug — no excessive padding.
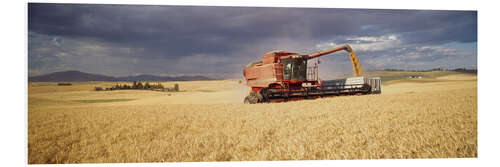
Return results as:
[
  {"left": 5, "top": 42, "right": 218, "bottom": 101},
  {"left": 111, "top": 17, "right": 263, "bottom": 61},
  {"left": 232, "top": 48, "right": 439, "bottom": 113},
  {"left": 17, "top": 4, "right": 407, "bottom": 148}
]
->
[{"left": 28, "top": 3, "right": 477, "bottom": 79}]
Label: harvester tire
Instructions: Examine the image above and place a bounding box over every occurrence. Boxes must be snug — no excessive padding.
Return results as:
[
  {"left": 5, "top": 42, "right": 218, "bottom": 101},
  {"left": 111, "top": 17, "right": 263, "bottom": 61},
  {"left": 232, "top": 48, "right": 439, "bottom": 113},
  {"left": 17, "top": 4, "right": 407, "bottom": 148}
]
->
[
  {"left": 256, "top": 92, "right": 264, "bottom": 101},
  {"left": 244, "top": 96, "right": 251, "bottom": 104},
  {"left": 258, "top": 88, "right": 270, "bottom": 102},
  {"left": 244, "top": 95, "right": 259, "bottom": 104}
]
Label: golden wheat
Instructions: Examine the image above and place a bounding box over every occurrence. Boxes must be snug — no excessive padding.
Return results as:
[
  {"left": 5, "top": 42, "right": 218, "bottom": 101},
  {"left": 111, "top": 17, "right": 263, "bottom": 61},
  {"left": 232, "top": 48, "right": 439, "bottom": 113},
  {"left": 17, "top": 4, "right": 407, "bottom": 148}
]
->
[{"left": 28, "top": 75, "right": 477, "bottom": 163}]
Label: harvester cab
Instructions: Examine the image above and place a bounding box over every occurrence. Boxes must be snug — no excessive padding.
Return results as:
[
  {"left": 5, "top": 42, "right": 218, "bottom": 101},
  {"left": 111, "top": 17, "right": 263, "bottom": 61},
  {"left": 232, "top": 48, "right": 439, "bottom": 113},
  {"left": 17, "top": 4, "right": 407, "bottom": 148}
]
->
[
  {"left": 243, "top": 44, "right": 381, "bottom": 104},
  {"left": 281, "top": 55, "right": 308, "bottom": 81}
]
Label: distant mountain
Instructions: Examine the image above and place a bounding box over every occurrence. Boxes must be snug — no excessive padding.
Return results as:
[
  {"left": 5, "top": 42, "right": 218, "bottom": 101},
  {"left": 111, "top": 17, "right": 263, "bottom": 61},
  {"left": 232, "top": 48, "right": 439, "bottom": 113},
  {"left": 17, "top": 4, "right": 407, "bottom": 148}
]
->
[
  {"left": 28, "top": 70, "right": 212, "bottom": 82},
  {"left": 118, "top": 74, "right": 171, "bottom": 81},
  {"left": 28, "top": 70, "right": 116, "bottom": 82}
]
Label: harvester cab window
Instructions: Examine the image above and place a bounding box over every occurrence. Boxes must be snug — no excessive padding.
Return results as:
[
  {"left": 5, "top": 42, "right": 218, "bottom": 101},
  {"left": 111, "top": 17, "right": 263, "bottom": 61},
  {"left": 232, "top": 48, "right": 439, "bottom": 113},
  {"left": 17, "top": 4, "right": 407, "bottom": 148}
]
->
[
  {"left": 283, "top": 59, "right": 292, "bottom": 80},
  {"left": 282, "top": 57, "right": 307, "bottom": 81}
]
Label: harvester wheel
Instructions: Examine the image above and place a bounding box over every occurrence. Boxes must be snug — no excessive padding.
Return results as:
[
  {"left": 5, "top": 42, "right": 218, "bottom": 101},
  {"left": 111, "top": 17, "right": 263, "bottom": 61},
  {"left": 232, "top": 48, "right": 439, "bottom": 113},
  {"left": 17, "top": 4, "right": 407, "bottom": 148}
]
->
[
  {"left": 244, "top": 94, "right": 259, "bottom": 104},
  {"left": 258, "top": 88, "right": 270, "bottom": 102},
  {"left": 244, "top": 96, "right": 251, "bottom": 104}
]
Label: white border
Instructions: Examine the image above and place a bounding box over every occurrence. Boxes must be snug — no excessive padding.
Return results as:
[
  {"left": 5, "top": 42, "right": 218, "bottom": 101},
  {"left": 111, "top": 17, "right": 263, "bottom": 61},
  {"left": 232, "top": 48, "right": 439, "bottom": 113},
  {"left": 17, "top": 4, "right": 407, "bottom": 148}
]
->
[{"left": 1, "top": 0, "right": 498, "bottom": 167}]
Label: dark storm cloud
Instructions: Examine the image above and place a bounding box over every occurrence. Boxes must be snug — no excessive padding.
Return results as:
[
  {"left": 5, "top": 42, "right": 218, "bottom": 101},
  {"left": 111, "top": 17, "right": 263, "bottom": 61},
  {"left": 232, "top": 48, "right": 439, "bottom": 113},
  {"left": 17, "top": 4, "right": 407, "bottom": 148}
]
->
[
  {"left": 29, "top": 4, "right": 316, "bottom": 58},
  {"left": 28, "top": 3, "right": 477, "bottom": 77}
]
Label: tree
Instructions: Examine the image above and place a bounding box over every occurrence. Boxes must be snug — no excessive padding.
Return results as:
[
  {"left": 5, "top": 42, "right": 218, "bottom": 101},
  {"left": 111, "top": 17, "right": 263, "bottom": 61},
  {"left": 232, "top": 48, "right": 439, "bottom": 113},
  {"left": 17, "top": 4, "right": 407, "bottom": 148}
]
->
[
  {"left": 174, "top": 83, "right": 179, "bottom": 92},
  {"left": 137, "top": 82, "right": 144, "bottom": 89},
  {"left": 132, "top": 81, "right": 138, "bottom": 89}
]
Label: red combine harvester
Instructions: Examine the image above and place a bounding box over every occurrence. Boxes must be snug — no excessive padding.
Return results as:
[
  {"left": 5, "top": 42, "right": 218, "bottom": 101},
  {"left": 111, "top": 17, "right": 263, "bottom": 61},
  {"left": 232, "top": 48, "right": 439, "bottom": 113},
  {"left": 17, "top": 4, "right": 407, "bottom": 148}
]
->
[{"left": 243, "top": 44, "right": 381, "bottom": 104}]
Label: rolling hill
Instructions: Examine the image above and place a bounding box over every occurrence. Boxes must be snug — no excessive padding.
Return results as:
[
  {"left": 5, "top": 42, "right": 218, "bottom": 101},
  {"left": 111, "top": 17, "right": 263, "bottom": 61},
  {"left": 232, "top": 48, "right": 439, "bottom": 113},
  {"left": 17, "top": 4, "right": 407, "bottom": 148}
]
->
[
  {"left": 28, "top": 71, "right": 212, "bottom": 82},
  {"left": 333, "top": 70, "right": 476, "bottom": 83},
  {"left": 28, "top": 71, "right": 116, "bottom": 82}
]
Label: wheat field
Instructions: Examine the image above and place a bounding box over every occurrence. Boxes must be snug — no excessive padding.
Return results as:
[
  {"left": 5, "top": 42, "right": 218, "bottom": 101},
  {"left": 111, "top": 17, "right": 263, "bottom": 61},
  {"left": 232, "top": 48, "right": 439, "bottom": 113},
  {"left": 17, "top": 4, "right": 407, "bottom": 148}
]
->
[{"left": 27, "top": 74, "right": 477, "bottom": 163}]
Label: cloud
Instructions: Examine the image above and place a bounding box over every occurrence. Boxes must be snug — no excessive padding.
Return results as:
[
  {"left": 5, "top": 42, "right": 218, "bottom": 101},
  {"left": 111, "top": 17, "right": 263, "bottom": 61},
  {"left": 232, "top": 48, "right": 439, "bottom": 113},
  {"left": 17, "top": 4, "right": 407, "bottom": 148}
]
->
[
  {"left": 349, "top": 35, "right": 401, "bottom": 52},
  {"left": 28, "top": 69, "right": 41, "bottom": 76},
  {"left": 28, "top": 3, "right": 477, "bottom": 78},
  {"left": 346, "top": 35, "right": 397, "bottom": 43},
  {"left": 51, "top": 37, "right": 61, "bottom": 47}
]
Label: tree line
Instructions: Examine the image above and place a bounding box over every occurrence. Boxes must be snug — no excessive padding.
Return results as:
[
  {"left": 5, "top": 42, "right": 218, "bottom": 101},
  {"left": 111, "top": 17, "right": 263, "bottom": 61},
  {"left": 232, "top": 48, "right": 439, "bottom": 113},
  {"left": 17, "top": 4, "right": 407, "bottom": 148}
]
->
[{"left": 98, "top": 81, "right": 179, "bottom": 92}]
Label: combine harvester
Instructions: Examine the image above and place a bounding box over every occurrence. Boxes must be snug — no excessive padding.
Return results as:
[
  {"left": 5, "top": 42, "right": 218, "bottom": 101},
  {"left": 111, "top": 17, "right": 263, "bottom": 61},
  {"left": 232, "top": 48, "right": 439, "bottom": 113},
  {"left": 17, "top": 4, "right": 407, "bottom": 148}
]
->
[{"left": 243, "top": 44, "right": 381, "bottom": 104}]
